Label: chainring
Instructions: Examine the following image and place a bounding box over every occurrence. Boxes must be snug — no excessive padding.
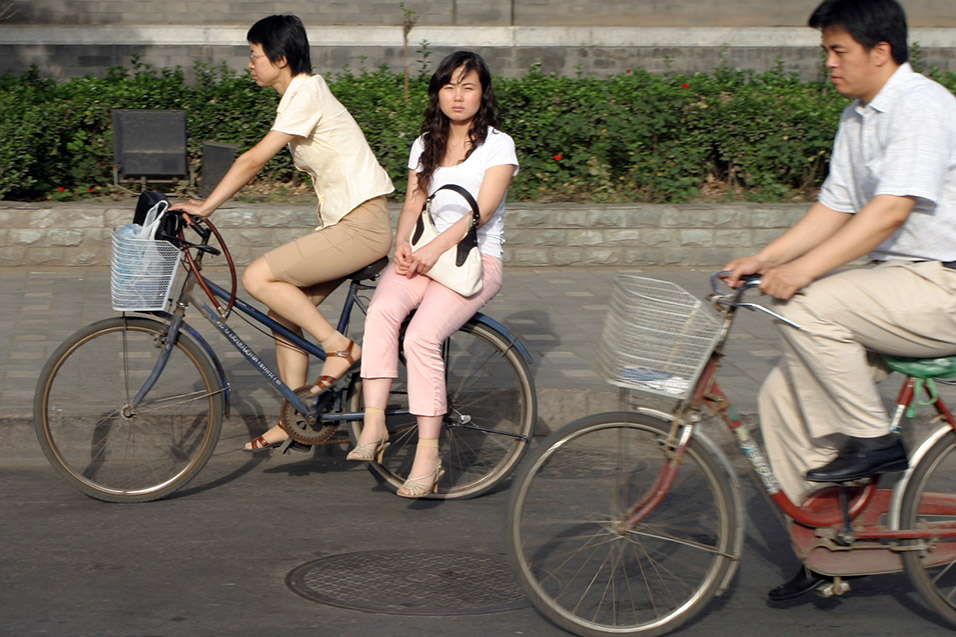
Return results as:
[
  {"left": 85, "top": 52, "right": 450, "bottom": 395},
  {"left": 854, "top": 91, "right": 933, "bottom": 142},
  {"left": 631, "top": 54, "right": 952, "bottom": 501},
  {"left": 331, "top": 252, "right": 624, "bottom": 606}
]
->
[{"left": 280, "top": 386, "right": 338, "bottom": 445}]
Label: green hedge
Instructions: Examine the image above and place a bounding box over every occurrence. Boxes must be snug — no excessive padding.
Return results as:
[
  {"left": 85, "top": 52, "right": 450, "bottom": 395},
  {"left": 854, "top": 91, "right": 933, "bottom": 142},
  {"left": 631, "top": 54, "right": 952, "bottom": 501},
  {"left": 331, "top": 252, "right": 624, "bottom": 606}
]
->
[{"left": 3, "top": 57, "right": 955, "bottom": 203}]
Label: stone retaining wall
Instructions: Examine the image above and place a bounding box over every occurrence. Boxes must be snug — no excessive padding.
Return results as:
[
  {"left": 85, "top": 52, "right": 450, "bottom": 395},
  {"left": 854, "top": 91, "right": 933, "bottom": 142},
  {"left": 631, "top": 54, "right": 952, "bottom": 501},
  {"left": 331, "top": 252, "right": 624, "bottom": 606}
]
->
[{"left": 0, "top": 201, "right": 804, "bottom": 268}]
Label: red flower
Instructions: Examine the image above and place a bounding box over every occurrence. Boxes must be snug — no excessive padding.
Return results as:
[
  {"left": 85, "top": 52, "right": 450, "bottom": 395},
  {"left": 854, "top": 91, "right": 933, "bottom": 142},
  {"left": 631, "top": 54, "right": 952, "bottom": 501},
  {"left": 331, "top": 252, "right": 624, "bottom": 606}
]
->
[
  {"left": 626, "top": 69, "right": 632, "bottom": 74},
  {"left": 681, "top": 83, "right": 691, "bottom": 89},
  {"left": 87, "top": 187, "right": 94, "bottom": 193},
  {"left": 553, "top": 154, "right": 563, "bottom": 161},
  {"left": 57, "top": 186, "right": 65, "bottom": 192}
]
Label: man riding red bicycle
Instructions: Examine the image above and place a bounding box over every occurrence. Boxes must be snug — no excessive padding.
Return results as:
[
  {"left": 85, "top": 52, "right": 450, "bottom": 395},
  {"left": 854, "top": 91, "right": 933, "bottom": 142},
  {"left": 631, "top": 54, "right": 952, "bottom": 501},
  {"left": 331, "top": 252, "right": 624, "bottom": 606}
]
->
[{"left": 724, "top": 0, "right": 956, "bottom": 601}]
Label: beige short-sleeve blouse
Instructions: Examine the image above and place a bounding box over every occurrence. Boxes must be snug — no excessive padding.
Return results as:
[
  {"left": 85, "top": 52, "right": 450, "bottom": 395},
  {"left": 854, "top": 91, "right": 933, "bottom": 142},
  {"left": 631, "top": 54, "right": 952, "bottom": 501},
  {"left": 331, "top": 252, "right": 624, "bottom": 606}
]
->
[{"left": 272, "top": 73, "right": 394, "bottom": 228}]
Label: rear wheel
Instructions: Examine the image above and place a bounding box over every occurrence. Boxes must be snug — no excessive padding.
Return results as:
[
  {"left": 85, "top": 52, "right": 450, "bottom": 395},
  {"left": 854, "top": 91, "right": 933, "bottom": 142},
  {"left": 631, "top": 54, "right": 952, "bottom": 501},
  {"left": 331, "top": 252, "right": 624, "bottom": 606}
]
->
[
  {"left": 506, "top": 411, "right": 738, "bottom": 636},
  {"left": 900, "top": 429, "right": 956, "bottom": 629},
  {"left": 348, "top": 318, "right": 535, "bottom": 499},
  {"left": 34, "top": 316, "right": 224, "bottom": 502}
]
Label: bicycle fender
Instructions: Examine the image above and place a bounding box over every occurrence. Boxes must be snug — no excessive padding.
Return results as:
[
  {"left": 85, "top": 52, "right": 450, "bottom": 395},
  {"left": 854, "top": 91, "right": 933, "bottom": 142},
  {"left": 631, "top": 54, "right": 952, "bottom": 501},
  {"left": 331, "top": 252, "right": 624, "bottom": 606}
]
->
[
  {"left": 887, "top": 423, "right": 955, "bottom": 530},
  {"left": 469, "top": 312, "right": 534, "bottom": 366},
  {"left": 634, "top": 405, "right": 747, "bottom": 597},
  {"left": 144, "top": 311, "right": 232, "bottom": 417}
]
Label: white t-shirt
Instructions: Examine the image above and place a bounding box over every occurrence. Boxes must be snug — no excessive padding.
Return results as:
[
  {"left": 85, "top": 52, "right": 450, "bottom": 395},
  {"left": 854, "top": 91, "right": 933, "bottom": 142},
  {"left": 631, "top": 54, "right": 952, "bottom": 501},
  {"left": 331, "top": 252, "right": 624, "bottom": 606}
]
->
[
  {"left": 272, "top": 73, "right": 394, "bottom": 228},
  {"left": 818, "top": 63, "right": 956, "bottom": 261},
  {"left": 408, "top": 127, "right": 519, "bottom": 258}
]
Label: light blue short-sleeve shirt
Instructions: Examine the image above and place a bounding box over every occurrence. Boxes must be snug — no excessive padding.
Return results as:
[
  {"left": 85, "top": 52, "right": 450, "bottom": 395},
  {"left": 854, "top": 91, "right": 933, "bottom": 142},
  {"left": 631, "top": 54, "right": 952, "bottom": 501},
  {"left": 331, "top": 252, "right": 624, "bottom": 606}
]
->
[{"left": 818, "top": 63, "right": 956, "bottom": 261}]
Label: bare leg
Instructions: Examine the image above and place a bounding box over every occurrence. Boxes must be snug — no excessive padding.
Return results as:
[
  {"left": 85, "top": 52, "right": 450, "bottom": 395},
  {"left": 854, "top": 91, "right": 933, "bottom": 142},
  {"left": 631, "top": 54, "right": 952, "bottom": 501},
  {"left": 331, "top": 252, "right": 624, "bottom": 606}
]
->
[
  {"left": 241, "top": 258, "right": 351, "bottom": 450},
  {"left": 243, "top": 258, "right": 359, "bottom": 384}
]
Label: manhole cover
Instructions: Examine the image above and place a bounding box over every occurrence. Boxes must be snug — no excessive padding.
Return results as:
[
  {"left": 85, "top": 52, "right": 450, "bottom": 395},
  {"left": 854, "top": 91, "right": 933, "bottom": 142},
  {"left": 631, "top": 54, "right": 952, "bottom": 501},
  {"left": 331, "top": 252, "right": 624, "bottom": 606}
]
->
[{"left": 286, "top": 550, "right": 528, "bottom": 615}]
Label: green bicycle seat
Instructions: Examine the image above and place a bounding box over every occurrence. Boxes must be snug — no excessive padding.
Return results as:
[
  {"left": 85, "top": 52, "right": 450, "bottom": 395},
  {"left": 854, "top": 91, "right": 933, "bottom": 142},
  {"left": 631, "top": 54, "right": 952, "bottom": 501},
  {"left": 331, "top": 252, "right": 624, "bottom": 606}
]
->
[{"left": 882, "top": 354, "right": 956, "bottom": 379}]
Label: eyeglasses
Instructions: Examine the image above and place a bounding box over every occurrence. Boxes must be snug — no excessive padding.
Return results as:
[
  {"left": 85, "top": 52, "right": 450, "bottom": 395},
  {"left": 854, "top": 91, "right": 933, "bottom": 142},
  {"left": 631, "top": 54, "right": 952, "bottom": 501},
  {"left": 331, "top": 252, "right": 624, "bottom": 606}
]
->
[{"left": 249, "top": 52, "right": 268, "bottom": 63}]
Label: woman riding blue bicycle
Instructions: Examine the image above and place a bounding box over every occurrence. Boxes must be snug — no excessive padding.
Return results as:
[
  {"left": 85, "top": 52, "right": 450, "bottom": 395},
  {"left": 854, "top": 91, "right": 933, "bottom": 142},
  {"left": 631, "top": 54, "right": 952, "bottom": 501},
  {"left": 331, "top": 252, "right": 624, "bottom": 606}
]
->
[{"left": 173, "top": 14, "right": 394, "bottom": 452}]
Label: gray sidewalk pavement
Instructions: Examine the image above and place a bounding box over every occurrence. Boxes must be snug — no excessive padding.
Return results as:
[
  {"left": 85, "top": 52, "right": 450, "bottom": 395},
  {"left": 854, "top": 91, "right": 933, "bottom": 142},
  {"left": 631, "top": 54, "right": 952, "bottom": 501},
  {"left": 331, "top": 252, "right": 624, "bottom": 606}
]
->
[{"left": 0, "top": 264, "right": 780, "bottom": 438}]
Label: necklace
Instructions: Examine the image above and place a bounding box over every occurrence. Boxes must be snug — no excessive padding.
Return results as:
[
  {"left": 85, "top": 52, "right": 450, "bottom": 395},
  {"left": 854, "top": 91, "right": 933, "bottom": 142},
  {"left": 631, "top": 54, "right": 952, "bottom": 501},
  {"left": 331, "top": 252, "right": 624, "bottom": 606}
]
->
[{"left": 449, "top": 139, "right": 470, "bottom": 151}]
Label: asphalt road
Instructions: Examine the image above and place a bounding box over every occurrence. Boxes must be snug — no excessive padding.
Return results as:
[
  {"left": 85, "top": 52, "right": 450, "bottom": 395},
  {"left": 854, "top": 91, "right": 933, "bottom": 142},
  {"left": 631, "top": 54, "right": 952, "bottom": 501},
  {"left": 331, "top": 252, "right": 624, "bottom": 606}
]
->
[{"left": 2, "top": 433, "right": 954, "bottom": 637}]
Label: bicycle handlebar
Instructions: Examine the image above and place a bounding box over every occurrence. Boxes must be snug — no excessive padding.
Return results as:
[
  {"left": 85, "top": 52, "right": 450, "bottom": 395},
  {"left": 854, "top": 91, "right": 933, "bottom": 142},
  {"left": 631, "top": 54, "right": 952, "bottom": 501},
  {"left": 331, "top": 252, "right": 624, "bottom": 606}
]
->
[
  {"left": 709, "top": 270, "right": 761, "bottom": 295},
  {"left": 708, "top": 270, "right": 803, "bottom": 330}
]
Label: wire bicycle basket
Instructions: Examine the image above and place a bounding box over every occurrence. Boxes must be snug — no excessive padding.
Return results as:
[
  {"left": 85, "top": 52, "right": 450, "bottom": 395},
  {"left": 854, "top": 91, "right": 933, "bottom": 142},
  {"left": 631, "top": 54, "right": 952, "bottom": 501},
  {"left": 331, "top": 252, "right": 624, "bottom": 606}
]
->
[
  {"left": 596, "top": 275, "right": 722, "bottom": 400},
  {"left": 110, "top": 228, "right": 184, "bottom": 312}
]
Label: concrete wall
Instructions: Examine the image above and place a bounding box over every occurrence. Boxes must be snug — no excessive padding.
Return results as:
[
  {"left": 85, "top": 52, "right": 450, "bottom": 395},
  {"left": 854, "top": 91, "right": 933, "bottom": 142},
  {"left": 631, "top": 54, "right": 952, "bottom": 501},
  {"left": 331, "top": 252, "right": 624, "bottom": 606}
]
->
[
  {"left": 3, "top": 1, "right": 955, "bottom": 80},
  {"left": 10, "top": 1, "right": 956, "bottom": 27},
  {"left": 0, "top": 201, "right": 803, "bottom": 268}
]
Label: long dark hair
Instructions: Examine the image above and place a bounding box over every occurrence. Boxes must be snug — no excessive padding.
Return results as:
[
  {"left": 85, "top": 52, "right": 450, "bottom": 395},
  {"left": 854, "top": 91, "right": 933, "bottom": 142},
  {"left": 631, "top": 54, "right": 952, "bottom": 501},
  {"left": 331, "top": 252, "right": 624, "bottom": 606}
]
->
[
  {"left": 809, "top": 0, "right": 908, "bottom": 64},
  {"left": 247, "top": 15, "right": 312, "bottom": 76},
  {"left": 416, "top": 51, "right": 500, "bottom": 195}
]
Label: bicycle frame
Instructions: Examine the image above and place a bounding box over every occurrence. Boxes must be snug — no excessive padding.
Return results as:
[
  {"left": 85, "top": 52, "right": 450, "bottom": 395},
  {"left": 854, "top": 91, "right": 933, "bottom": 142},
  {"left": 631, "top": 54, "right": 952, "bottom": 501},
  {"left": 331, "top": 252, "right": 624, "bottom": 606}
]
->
[{"left": 126, "top": 258, "right": 379, "bottom": 428}]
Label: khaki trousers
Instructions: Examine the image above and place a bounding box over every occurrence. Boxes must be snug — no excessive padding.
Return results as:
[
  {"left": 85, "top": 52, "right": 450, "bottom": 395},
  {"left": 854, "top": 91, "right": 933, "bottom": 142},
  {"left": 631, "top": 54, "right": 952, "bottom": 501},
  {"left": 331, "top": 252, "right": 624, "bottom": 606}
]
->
[{"left": 759, "top": 260, "right": 956, "bottom": 503}]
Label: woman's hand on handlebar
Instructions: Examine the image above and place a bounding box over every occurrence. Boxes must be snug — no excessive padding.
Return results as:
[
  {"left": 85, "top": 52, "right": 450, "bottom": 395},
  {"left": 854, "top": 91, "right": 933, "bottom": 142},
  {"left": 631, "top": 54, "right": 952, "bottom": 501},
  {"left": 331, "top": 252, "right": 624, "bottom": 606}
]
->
[
  {"left": 170, "top": 199, "right": 212, "bottom": 225},
  {"left": 721, "top": 255, "right": 769, "bottom": 288}
]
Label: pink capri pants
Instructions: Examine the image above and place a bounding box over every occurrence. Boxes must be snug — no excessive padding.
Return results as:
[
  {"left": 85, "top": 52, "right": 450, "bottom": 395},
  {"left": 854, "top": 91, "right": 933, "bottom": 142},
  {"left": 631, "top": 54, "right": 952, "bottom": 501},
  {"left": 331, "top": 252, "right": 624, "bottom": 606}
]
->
[{"left": 360, "top": 254, "right": 504, "bottom": 416}]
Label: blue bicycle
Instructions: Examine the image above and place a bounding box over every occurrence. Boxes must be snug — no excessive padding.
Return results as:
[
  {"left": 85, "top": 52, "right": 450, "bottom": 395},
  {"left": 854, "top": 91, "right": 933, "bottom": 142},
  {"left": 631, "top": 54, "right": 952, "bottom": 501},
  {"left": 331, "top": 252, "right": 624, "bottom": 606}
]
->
[{"left": 33, "top": 212, "right": 536, "bottom": 502}]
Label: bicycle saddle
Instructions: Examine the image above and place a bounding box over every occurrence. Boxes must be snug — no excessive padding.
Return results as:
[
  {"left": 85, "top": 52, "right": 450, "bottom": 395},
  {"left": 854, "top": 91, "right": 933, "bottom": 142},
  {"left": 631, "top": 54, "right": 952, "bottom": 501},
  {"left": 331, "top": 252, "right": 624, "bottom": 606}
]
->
[
  {"left": 882, "top": 354, "right": 956, "bottom": 379},
  {"left": 348, "top": 257, "right": 388, "bottom": 283}
]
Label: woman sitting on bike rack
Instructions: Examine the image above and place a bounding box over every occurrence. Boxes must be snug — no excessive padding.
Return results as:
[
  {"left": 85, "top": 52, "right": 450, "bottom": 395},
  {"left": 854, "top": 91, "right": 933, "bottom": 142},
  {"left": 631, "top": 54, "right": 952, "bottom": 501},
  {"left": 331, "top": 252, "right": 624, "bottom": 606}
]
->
[
  {"left": 352, "top": 51, "right": 519, "bottom": 498},
  {"left": 172, "top": 14, "right": 395, "bottom": 452}
]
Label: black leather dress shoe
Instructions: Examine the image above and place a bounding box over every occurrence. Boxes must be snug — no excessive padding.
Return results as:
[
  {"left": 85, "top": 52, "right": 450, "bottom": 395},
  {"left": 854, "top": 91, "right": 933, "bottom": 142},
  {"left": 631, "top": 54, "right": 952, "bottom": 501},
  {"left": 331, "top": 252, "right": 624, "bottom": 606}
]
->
[
  {"left": 806, "top": 433, "right": 908, "bottom": 483},
  {"left": 767, "top": 567, "right": 829, "bottom": 601}
]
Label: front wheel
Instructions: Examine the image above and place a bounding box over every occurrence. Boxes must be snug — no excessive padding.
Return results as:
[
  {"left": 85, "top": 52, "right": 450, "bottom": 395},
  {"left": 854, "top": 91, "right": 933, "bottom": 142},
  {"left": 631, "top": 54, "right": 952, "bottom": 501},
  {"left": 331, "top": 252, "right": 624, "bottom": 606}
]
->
[
  {"left": 33, "top": 316, "right": 224, "bottom": 503},
  {"left": 348, "top": 318, "right": 536, "bottom": 499},
  {"left": 506, "top": 412, "right": 738, "bottom": 637},
  {"left": 900, "top": 429, "right": 956, "bottom": 629}
]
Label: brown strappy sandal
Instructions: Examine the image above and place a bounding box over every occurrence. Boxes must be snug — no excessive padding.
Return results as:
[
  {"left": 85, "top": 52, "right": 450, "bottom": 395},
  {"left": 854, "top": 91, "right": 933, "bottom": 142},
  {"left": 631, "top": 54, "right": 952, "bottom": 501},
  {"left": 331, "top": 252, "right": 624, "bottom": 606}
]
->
[{"left": 309, "top": 336, "right": 361, "bottom": 395}]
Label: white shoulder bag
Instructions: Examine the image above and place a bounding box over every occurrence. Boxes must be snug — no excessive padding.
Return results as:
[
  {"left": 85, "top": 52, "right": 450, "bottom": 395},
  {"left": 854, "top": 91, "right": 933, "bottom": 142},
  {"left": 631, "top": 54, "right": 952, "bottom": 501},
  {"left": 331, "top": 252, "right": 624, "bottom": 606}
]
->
[{"left": 409, "top": 184, "right": 484, "bottom": 297}]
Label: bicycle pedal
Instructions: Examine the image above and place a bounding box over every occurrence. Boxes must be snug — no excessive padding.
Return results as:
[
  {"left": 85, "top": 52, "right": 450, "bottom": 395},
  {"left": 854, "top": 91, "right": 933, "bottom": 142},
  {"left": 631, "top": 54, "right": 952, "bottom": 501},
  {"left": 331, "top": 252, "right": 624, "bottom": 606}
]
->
[{"left": 815, "top": 577, "right": 850, "bottom": 598}]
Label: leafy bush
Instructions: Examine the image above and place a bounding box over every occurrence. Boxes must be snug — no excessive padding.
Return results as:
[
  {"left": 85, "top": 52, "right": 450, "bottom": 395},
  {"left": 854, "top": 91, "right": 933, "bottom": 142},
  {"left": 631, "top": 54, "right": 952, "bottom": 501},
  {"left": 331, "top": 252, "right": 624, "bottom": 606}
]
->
[{"left": 1, "top": 56, "right": 953, "bottom": 202}]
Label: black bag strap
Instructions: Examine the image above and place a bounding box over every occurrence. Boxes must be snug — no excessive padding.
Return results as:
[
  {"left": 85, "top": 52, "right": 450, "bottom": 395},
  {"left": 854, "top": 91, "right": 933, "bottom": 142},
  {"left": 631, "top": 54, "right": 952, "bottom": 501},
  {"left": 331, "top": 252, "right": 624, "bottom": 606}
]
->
[
  {"left": 412, "top": 184, "right": 483, "bottom": 266},
  {"left": 430, "top": 185, "right": 481, "bottom": 266},
  {"left": 432, "top": 184, "right": 481, "bottom": 228}
]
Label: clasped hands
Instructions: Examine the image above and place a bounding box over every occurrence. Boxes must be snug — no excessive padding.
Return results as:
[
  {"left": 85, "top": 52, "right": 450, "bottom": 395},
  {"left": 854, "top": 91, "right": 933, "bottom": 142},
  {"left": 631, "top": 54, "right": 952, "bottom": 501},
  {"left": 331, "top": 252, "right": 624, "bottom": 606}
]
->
[{"left": 393, "top": 241, "right": 444, "bottom": 278}]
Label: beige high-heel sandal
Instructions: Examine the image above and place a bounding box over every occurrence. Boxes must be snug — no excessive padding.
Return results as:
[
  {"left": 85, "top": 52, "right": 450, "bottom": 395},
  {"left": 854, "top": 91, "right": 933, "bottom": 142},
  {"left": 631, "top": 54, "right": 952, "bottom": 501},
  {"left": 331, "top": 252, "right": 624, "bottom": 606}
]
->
[
  {"left": 310, "top": 334, "right": 361, "bottom": 395},
  {"left": 397, "top": 439, "right": 444, "bottom": 498},
  {"left": 347, "top": 407, "right": 390, "bottom": 462}
]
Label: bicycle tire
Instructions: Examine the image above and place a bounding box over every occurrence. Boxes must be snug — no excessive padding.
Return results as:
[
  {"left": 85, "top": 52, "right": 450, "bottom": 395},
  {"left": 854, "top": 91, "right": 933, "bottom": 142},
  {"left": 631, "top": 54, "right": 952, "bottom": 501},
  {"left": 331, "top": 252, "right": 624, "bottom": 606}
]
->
[
  {"left": 506, "top": 411, "right": 738, "bottom": 637},
  {"left": 347, "top": 318, "right": 536, "bottom": 499},
  {"left": 34, "top": 316, "right": 224, "bottom": 503},
  {"left": 900, "top": 429, "right": 956, "bottom": 629}
]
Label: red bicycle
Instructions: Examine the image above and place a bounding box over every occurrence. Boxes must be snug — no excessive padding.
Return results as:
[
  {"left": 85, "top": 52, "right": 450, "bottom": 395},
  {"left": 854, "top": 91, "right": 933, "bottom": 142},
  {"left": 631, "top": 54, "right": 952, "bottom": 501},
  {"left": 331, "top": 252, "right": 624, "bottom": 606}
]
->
[{"left": 506, "top": 273, "right": 956, "bottom": 636}]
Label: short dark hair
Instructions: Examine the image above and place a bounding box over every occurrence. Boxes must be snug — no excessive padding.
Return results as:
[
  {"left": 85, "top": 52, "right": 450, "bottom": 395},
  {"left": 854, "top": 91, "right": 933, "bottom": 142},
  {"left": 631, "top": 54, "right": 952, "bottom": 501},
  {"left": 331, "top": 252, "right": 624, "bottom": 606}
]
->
[
  {"left": 809, "top": 0, "right": 908, "bottom": 64},
  {"left": 247, "top": 15, "right": 312, "bottom": 76}
]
